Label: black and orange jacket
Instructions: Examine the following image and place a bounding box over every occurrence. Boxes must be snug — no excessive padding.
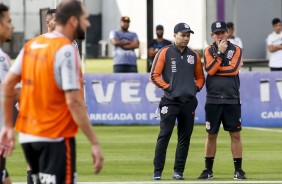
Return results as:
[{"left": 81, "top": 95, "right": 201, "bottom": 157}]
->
[
  {"left": 204, "top": 41, "right": 242, "bottom": 104},
  {"left": 150, "top": 44, "right": 205, "bottom": 102}
]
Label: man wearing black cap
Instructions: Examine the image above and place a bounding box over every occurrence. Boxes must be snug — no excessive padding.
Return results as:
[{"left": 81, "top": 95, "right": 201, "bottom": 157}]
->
[
  {"left": 150, "top": 22, "right": 205, "bottom": 180},
  {"left": 198, "top": 21, "right": 246, "bottom": 180},
  {"left": 147, "top": 25, "right": 172, "bottom": 72},
  {"left": 109, "top": 16, "right": 139, "bottom": 73}
]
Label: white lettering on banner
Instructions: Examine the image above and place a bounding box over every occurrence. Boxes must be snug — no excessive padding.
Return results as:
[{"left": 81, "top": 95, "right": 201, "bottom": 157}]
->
[
  {"left": 276, "top": 79, "right": 282, "bottom": 100},
  {"left": 260, "top": 79, "right": 270, "bottom": 102},
  {"left": 261, "top": 111, "right": 282, "bottom": 119},
  {"left": 90, "top": 80, "right": 161, "bottom": 104},
  {"left": 260, "top": 78, "right": 282, "bottom": 102},
  {"left": 135, "top": 113, "right": 147, "bottom": 120},
  {"left": 145, "top": 82, "right": 161, "bottom": 102},
  {"left": 89, "top": 113, "right": 159, "bottom": 121},
  {"left": 121, "top": 81, "right": 141, "bottom": 103},
  {"left": 92, "top": 80, "right": 115, "bottom": 103},
  {"left": 89, "top": 113, "right": 134, "bottom": 120}
]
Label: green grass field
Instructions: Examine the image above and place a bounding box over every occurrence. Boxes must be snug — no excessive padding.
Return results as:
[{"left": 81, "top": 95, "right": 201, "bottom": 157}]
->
[
  {"left": 6, "top": 59, "right": 282, "bottom": 182},
  {"left": 84, "top": 58, "right": 148, "bottom": 73},
  {"left": 7, "top": 125, "right": 282, "bottom": 182}
]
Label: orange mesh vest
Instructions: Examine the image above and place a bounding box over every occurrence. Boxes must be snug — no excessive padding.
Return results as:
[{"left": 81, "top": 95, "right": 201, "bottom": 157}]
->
[{"left": 15, "top": 35, "right": 79, "bottom": 138}]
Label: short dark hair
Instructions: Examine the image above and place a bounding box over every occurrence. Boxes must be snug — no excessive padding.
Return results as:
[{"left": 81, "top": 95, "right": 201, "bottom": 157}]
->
[
  {"left": 272, "top": 18, "right": 281, "bottom": 25},
  {"left": 0, "top": 3, "right": 9, "bottom": 21},
  {"left": 226, "top": 22, "right": 234, "bottom": 29},
  {"left": 46, "top": 8, "right": 56, "bottom": 16},
  {"left": 55, "top": 0, "right": 83, "bottom": 26}
]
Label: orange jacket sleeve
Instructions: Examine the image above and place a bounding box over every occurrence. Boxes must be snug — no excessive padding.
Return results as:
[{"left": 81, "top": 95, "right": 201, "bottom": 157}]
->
[
  {"left": 150, "top": 47, "right": 170, "bottom": 90},
  {"left": 205, "top": 45, "right": 242, "bottom": 76},
  {"left": 194, "top": 53, "right": 205, "bottom": 90}
]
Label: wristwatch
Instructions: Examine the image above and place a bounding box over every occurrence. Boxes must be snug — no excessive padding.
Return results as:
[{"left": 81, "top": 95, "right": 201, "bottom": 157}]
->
[{"left": 217, "top": 50, "right": 223, "bottom": 57}]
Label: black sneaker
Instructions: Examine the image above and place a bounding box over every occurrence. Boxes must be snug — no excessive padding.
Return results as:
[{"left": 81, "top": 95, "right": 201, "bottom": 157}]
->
[
  {"left": 198, "top": 169, "right": 213, "bottom": 179},
  {"left": 152, "top": 173, "right": 161, "bottom": 180},
  {"left": 234, "top": 169, "right": 247, "bottom": 180},
  {"left": 172, "top": 172, "right": 184, "bottom": 180}
]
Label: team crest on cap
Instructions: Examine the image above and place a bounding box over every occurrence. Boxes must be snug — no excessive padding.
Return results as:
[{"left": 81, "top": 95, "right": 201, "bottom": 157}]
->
[
  {"left": 216, "top": 22, "right": 222, "bottom": 28},
  {"left": 184, "top": 23, "right": 190, "bottom": 28},
  {"left": 187, "top": 55, "right": 194, "bottom": 64}
]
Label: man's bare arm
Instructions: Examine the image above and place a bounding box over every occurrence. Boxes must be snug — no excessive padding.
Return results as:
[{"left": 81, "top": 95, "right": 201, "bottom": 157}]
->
[{"left": 65, "top": 90, "right": 104, "bottom": 174}]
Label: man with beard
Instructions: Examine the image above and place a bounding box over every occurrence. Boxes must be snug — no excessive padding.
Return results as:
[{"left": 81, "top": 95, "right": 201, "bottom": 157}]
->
[
  {"left": 45, "top": 8, "right": 56, "bottom": 33},
  {"left": 109, "top": 16, "right": 140, "bottom": 73},
  {"left": 147, "top": 25, "right": 171, "bottom": 72},
  {"left": 25, "top": 8, "right": 82, "bottom": 184},
  {"left": 45, "top": 8, "right": 80, "bottom": 52},
  {"left": 198, "top": 21, "right": 245, "bottom": 180},
  {"left": 0, "top": 0, "right": 104, "bottom": 183},
  {"left": 0, "top": 3, "right": 13, "bottom": 184},
  {"left": 151, "top": 23, "right": 205, "bottom": 180}
]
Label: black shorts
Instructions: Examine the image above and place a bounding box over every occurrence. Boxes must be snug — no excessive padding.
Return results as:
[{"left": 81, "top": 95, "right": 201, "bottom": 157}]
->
[
  {"left": 0, "top": 154, "right": 9, "bottom": 183},
  {"left": 21, "top": 138, "right": 76, "bottom": 184},
  {"left": 205, "top": 104, "right": 242, "bottom": 134},
  {"left": 114, "top": 64, "right": 138, "bottom": 73}
]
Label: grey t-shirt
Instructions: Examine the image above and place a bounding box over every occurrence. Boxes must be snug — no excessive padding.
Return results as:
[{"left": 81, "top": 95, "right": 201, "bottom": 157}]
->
[{"left": 109, "top": 30, "right": 138, "bottom": 66}]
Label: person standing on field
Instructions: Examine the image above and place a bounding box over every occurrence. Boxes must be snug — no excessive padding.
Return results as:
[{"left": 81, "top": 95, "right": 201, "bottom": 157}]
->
[
  {"left": 198, "top": 21, "right": 246, "bottom": 180},
  {"left": 151, "top": 22, "right": 205, "bottom": 180},
  {"left": 266, "top": 18, "right": 282, "bottom": 71},
  {"left": 0, "top": 3, "right": 14, "bottom": 184},
  {"left": 226, "top": 22, "right": 243, "bottom": 49},
  {"left": 45, "top": 8, "right": 56, "bottom": 33},
  {"left": 25, "top": 8, "right": 82, "bottom": 184},
  {"left": 147, "top": 25, "right": 172, "bottom": 72},
  {"left": 0, "top": 0, "right": 103, "bottom": 183},
  {"left": 109, "top": 16, "right": 140, "bottom": 73}
]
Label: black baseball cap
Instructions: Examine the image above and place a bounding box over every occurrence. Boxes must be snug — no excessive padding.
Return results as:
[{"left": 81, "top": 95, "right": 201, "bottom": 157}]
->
[
  {"left": 156, "top": 25, "right": 164, "bottom": 30},
  {"left": 211, "top": 21, "right": 227, "bottom": 33},
  {"left": 174, "top": 23, "right": 194, "bottom": 34}
]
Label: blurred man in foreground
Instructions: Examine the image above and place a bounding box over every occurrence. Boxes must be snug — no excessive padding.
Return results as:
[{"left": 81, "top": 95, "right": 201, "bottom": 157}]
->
[
  {"left": 0, "top": 3, "right": 14, "bottom": 184},
  {"left": 0, "top": 0, "right": 103, "bottom": 183}
]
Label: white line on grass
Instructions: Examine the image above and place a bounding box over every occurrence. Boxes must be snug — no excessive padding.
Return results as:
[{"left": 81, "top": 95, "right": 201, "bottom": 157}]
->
[
  {"left": 13, "top": 181, "right": 282, "bottom": 184},
  {"left": 244, "top": 127, "right": 282, "bottom": 133}
]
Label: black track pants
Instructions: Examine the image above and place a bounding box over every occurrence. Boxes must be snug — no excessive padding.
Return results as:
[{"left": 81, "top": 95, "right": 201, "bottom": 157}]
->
[{"left": 153, "top": 97, "right": 197, "bottom": 174}]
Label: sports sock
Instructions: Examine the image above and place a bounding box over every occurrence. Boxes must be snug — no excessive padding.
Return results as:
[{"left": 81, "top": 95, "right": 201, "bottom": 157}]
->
[
  {"left": 27, "top": 170, "right": 33, "bottom": 184},
  {"left": 233, "top": 157, "right": 242, "bottom": 171},
  {"left": 205, "top": 157, "right": 214, "bottom": 171}
]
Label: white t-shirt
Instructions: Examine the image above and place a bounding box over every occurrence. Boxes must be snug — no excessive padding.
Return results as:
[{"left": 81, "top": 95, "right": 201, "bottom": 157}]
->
[
  {"left": 228, "top": 37, "right": 243, "bottom": 49},
  {"left": 266, "top": 31, "right": 282, "bottom": 68},
  {"left": 0, "top": 48, "right": 12, "bottom": 129}
]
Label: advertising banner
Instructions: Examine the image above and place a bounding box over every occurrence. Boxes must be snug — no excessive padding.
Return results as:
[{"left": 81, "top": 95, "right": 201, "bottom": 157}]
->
[{"left": 84, "top": 72, "right": 282, "bottom": 127}]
